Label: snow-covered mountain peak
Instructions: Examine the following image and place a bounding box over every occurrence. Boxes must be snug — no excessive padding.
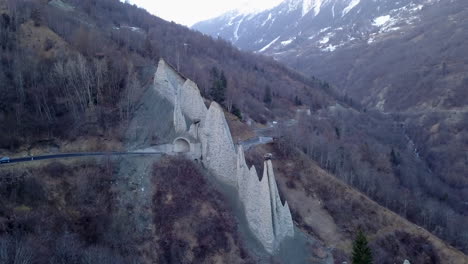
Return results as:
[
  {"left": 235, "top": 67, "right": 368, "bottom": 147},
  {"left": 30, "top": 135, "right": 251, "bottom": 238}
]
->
[
  {"left": 302, "top": 0, "right": 326, "bottom": 16},
  {"left": 194, "top": 0, "right": 435, "bottom": 55},
  {"left": 342, "top": 0, "right": 361, "bottom": 17},
  {"left": 286, "top": 0, "right": 328, "bottom": 17},
  {"left": 235, "top": 0, "right": 284, "bottom": 15},
  {"left": 284, "top": 0, "right": 363, "bottom": 17}
]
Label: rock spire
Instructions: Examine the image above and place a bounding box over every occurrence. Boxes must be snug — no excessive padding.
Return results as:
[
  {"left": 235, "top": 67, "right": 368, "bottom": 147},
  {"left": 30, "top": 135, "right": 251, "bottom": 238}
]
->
[{"left": 154, "top": 59, "right": 294, "bottom": 253}]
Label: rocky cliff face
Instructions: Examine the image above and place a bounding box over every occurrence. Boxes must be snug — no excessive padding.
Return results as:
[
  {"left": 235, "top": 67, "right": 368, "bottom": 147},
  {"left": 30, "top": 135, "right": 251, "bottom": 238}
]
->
[
  {"left": 153, "top": 59, "right": 295, "bottom": 253},
  {"left": 265, "top": 160, "right": 294, "bottom": 243},
  {"left": 154, "top": 60, "right": 186, "bottom": 104},
  {"left": 201, "top": 102, "right": 238, "bottom": 186},
  {"left": 236, "top": 145, "right": 295, "bottom": 252},
  {"left": 180, "top": 80, "right": 208, "bottom": 122},
  {"left": 173, "top": 95, "right": 187, "bottom": 134}
]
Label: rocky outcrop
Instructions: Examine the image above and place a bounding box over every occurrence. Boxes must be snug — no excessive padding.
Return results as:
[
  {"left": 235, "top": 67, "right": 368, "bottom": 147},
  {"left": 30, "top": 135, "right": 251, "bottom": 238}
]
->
[
  {"left": 153, "top": 58, "right": 294, "bottom": 253},
  {"left": 180, "top": 79, "right": 208, "bottom": 122},
  {"left": 154, "top": 59, "right": 185, "bottom": 105},
  {"left": 173, "top": 95, "right": 187, "bottom": 133},
  {"left": 201, "top": 102, "right": 237, "bottom": 186},
  {"left": 245, "top": 165, "right": 275, "bottom": 252},
  {"left": 154, "top": 60, "right": 207, "bottom": 123},
  {"left": 236, "top": 149, "right": 274, "bottom": 252},
  {"left": 236, "top": 146, "right": 249, "bottom": 197},
  {"left": 188, "top": 123, "right": 200, "bottom": 140},
  {"left": 266, "top": 160, "right": 295, "bottom": 242},
  {"left": 236, "top": 145, "right": 294, "bottom": 252}
]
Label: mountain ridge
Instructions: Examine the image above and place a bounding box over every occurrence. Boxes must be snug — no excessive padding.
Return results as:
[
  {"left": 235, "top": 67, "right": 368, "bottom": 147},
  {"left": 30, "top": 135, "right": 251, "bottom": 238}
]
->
[{"left": 193, "top": 0, "right": 436, "bottom": 54}]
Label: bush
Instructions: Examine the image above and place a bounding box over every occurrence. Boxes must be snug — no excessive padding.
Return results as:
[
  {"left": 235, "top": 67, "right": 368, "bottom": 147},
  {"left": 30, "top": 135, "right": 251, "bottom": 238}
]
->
[
  {"left": 44, "top": 38, "right": 55, "bottom": 51},
  {"left": 44, "top": 162, "right": 67, "bottom": 177},
  {"left": 0, "top": 175, "right": 46, "bottom": 207},
  {"left": 231, "top": 104, "right": 242, "bottom": 119}
]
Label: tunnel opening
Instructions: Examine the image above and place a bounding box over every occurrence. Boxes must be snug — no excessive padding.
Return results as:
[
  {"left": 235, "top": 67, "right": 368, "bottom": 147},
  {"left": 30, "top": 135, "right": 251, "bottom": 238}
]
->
[{"left": 174, "top": 138, "right": 190, "bottom": 153}]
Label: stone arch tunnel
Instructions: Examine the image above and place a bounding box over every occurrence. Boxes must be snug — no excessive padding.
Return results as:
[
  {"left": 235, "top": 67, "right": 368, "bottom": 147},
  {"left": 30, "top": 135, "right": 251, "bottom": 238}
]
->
[{"left": 173, "top": 137, "right": 191, "bottom": 153}]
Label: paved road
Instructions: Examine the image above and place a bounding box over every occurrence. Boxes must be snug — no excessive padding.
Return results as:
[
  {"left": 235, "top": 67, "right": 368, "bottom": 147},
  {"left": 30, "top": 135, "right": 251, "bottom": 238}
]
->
[
  {"left": 0, "top": 151, "right": 163, "bottom": 166},
  {"left": 240, "top": 136, "right": 274, "bottom": 151},
  {"left": 1, "top": 133, "right": 277, "bottom": 166},
  {"left": 253, "top": 119, "right": 298, "bottom": 137}
]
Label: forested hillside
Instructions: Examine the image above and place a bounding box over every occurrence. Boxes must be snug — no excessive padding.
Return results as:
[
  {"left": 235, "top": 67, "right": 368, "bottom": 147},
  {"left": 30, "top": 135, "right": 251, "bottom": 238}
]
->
[{"left": 0, "top": 0, "right": 336, "bottom": 153}]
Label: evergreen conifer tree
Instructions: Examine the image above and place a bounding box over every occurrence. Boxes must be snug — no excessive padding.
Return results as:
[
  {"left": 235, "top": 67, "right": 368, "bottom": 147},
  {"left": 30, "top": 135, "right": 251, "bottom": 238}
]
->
[
  {"left": 294, "top": 95, "right": 302, "bottom": 106},
  {"left": 390, "top": 148, "right": 401, "bottom": 166},
  {"left": 352, "top": 230, "right": 372, "bottom": 264},
  {"left": 209, "top": 67, "right": 227, "bottom": 104},
  {"left": 263, "top": 85, "right": 272, "bottom": 105}
]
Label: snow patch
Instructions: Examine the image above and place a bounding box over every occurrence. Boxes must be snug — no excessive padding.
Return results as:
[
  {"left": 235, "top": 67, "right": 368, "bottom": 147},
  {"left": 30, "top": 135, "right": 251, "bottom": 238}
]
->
[
  {"left": 319, "top": 36, "right": 330, "bottom": 44},
  {"left": 320, "top": 27, "right": 331, "bottom": 33},
  {"left": 259, "top": 36, "right": 280, "bottom": 52},
  {"left": 117, "top": 26, "right": 144, "bottom": 33},
  {"left": 286, "top": 0, "right": 324, "bottom": 16},
  {"left": 342, "top": 0, "right": 360, "bottom": 17},
  {"left": 412, "top": 4, "right": 424, "bottom": 11},
  {"left": 302, "top": 0, "right": 324, "bottom": 17},
  {"left": 372, "top": 14, "right": 402, "bottom": 33},
  {"left": 281, "top": 38, "right": 295, "bottom": 46},
  {"left": 314, "top": 27, "right": 331, "bottom": 37},
  {"left": 227, "top": 12, "right": 241, "bottom": 26},
  {"left": 261, "top": 13, "right": 273, "bottom": 27},
  {"left": 367, "top": 35, "right": 376, "bottom": 44},
  {"left": 233, "top": 17, "right": 246, "bottom": 41},
  {"left": 373, "top": 15, "right": 391, "bottom": 26},
  {"left": 255, "top": 38, "right": 264, "bottom": 44},
  {"left": 318, "top": 31, "right": 334, "bottom": 44},
  {"left": 322, "top": 44, "right": 337, "bottom": 52}
]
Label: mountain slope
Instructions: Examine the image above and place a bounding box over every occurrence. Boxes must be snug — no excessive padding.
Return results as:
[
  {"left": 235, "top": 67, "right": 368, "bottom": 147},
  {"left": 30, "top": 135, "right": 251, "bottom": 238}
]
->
[
  {"left": 194, "top": 0, "right": 468, "bottom": 255},
  {"left": 193, "top": 0, "right": 433, "bottom": 54},
  {"left": 194, "top": 0, "right": 468, "bottom": 186}
]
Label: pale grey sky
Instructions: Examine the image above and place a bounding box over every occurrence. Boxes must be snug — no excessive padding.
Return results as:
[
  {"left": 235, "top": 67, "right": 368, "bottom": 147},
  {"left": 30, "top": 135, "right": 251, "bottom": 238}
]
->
[{"left": 125, "top": 0, "right": 284, "bottom": 26}]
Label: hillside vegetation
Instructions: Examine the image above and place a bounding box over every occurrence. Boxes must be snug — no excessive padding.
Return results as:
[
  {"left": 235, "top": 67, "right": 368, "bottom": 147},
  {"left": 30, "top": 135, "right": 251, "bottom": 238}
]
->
[
  {"left": 244, "top": 142, "right": 467, "bottom": 264},
  {"left": 0, "top": 0, "right": 336, "bottom": 155},
  {"left": 0, "top": 156, "right": 252, "bottom": 263}
]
